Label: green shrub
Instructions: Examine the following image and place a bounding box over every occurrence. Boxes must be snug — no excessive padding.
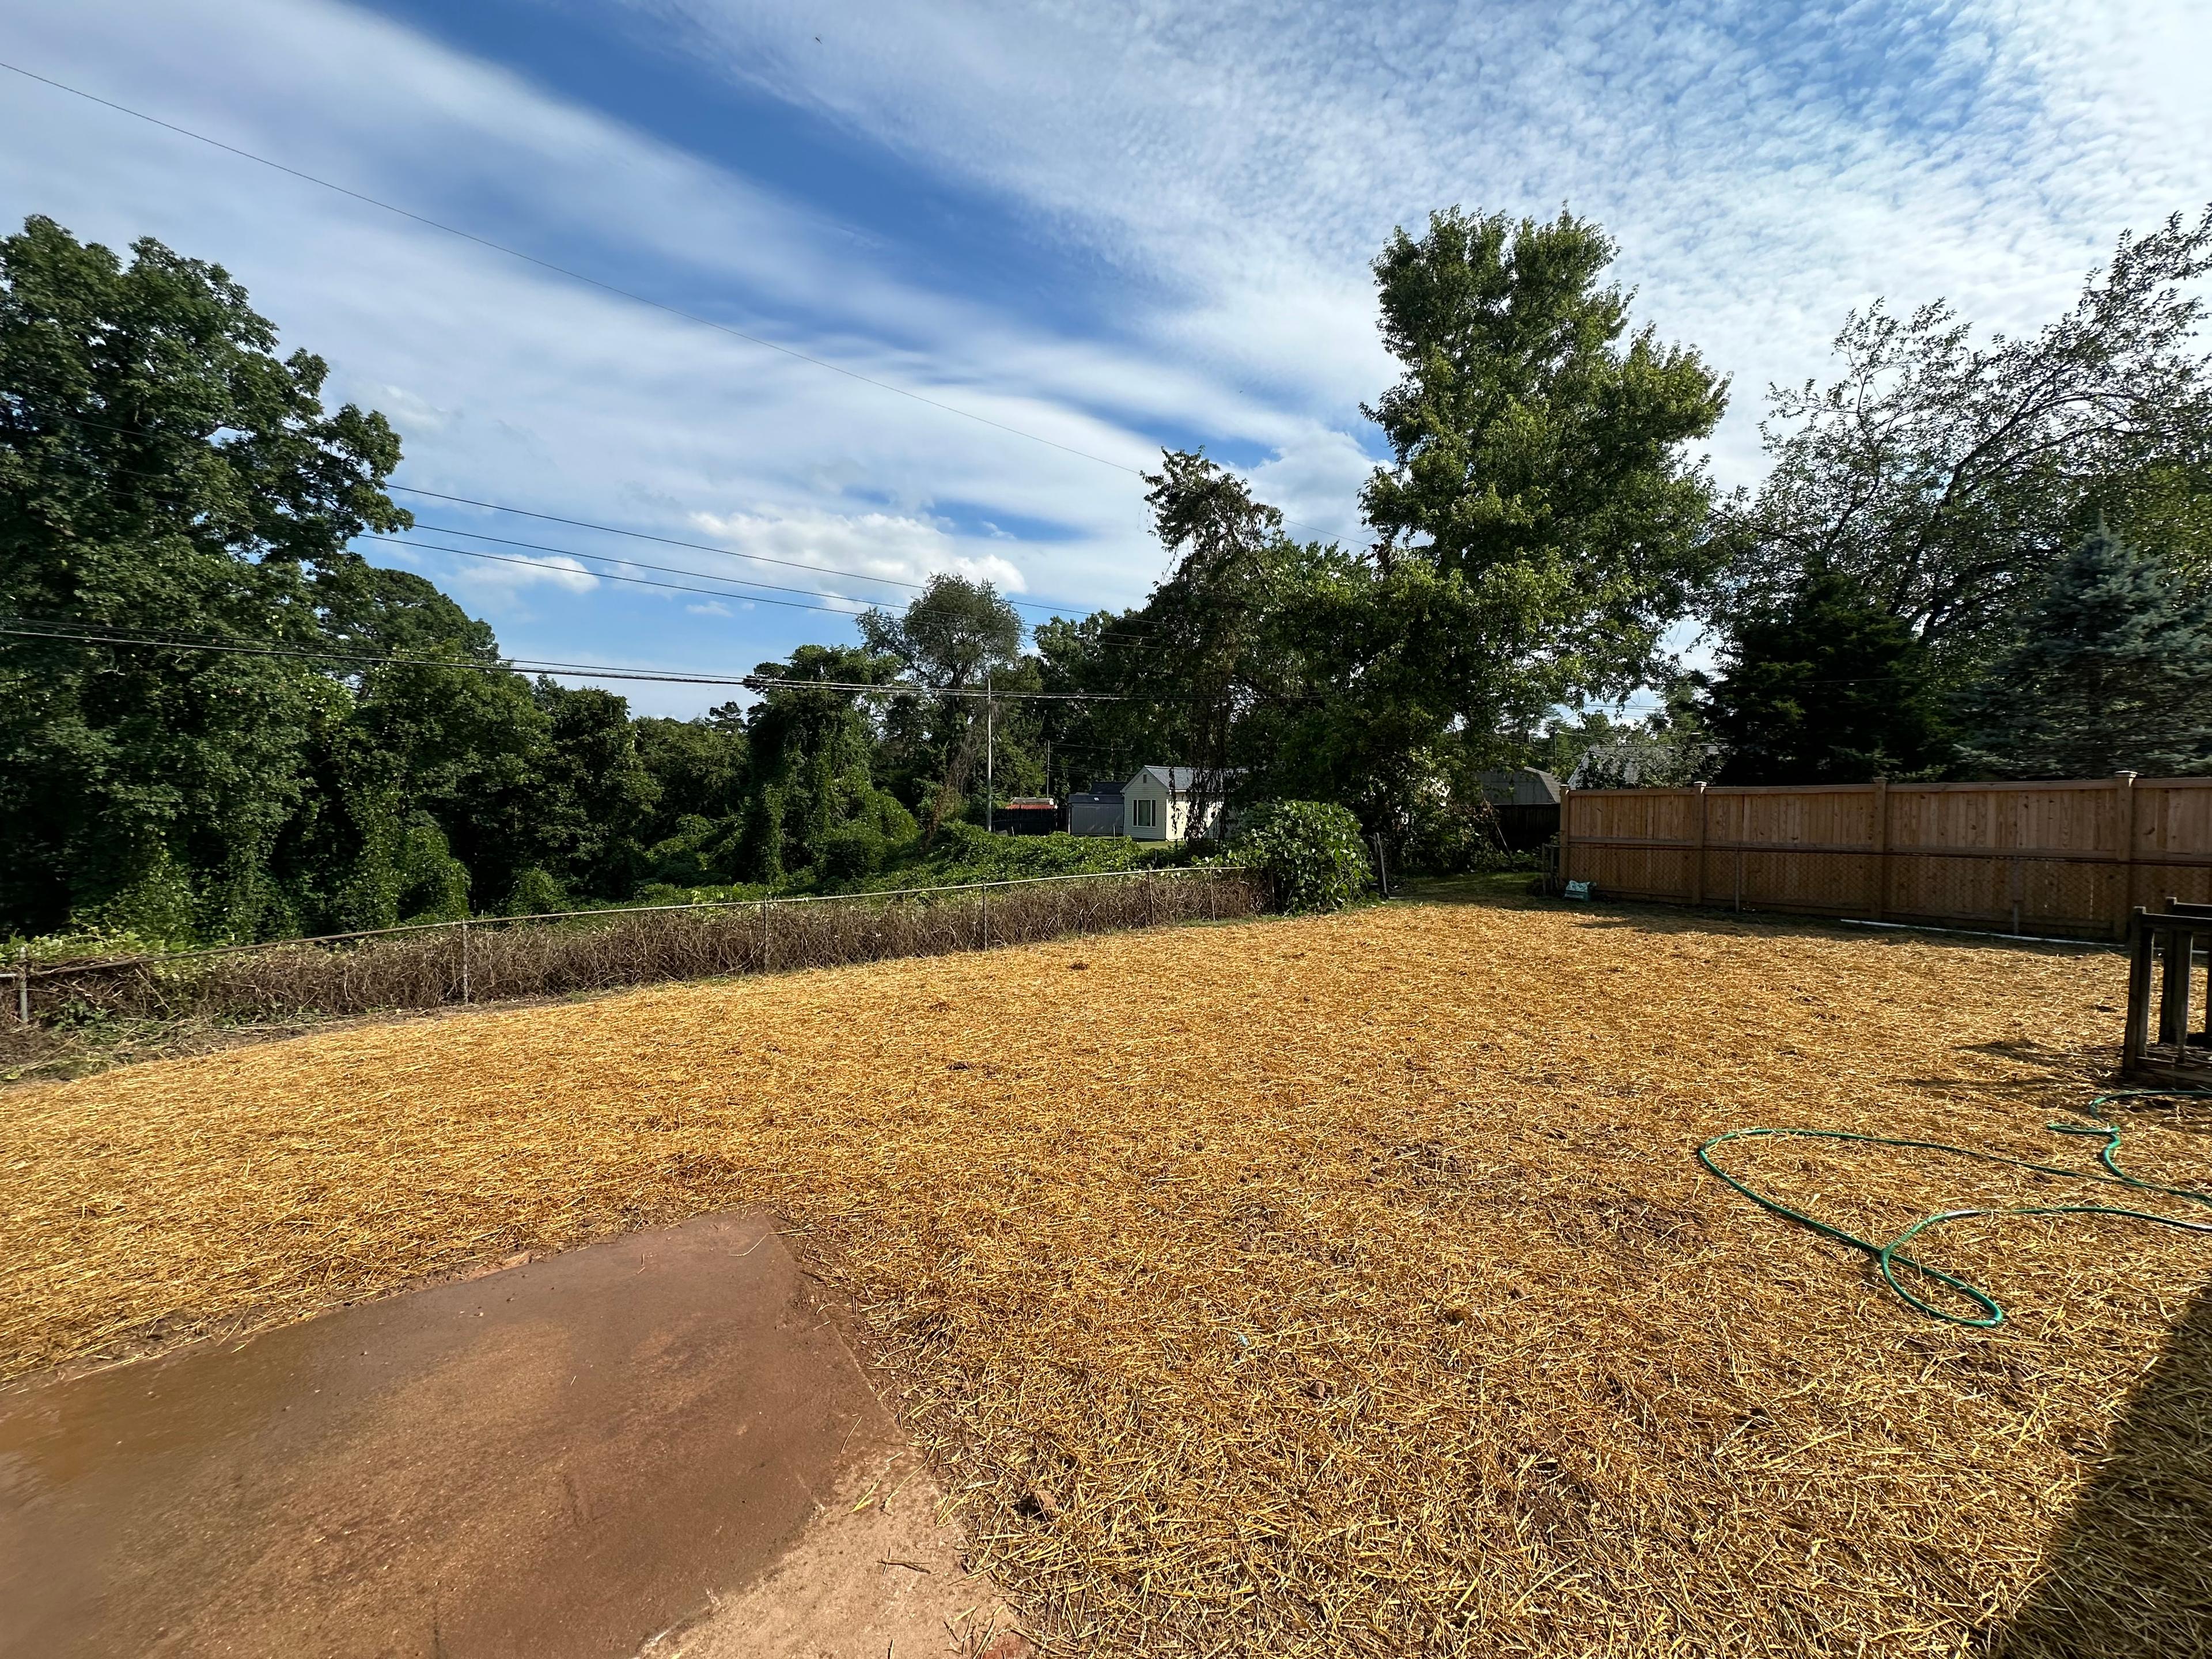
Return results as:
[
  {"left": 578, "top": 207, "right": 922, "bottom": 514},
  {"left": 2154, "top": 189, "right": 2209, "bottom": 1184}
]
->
[
  {"left": 393, "top": 815, "right": 472, "bottom": 924},
  {"left": 1230, "top": 801, "right": 1374, "bottom": 913},
  {"left": 93, "top": 847, "right": 199, "bottom": 947},
  {"left": 818, "top": 821, "right": 888, "bottom": 882},
  {"left": 861, "top": 789, "right": 918, "bottom": 842},
  {"left": 503, "top": 866, "right": 573, "bottom": 916}
]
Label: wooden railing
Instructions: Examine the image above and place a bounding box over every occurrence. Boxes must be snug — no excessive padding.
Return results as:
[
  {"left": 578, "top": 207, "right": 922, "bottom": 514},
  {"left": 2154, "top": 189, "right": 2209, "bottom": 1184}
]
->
[{"left": 1560, "top": 774, "right": 2212, "bottom": 940}]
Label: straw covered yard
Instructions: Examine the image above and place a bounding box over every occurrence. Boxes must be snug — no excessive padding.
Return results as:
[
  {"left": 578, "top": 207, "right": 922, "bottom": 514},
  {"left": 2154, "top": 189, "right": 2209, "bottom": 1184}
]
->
[{"left": 5, "top": 895, "right": 2207, "bottom": 1656}]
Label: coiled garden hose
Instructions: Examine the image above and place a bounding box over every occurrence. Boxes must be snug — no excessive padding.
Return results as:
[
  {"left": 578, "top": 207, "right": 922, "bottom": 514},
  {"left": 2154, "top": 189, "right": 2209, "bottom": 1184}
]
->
[{"left": 1695, "top": 1091, "right": 2212, "bottom": 1327}]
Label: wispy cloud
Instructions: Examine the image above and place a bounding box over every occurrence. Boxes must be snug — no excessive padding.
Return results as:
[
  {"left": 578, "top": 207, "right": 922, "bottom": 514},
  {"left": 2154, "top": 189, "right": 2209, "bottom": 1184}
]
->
[
  {"left": 687, "top": 507, "right": 1028, "bottom": 599},
  {"left": 438, "top": 552, "right": 601, "bottom": 596},
  {"left": 3, "top": 0, "right": 2203, "bottom": 718}
]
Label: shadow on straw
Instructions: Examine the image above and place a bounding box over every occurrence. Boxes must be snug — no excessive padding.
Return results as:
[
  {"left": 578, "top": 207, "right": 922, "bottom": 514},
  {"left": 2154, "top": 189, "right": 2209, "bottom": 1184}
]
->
[{"left": 1986, "top": 1281, "right": 2212, "bottom": 1656}]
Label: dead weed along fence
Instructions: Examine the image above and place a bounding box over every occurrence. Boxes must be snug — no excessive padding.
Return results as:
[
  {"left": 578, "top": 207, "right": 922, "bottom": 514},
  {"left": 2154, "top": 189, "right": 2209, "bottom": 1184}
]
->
[{"left": 11, "top": 868, "right": 1270, "bottom": 1028}]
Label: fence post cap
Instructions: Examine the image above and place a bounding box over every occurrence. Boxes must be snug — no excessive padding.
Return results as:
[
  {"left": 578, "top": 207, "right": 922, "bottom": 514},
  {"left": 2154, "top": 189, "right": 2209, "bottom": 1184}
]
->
[{"left": 2115, "top": 770, "right": 2139, "bottom": 779}]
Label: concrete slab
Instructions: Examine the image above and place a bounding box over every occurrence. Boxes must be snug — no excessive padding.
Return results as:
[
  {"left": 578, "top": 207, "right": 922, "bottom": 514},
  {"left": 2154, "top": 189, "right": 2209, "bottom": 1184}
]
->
[{"left": 0, "top": 1213, "right": 1015, "bottom": 1658}]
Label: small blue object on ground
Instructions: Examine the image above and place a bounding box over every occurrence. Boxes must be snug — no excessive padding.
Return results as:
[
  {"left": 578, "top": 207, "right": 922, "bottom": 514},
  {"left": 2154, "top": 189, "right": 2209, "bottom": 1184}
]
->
[{"left": 1564, "top": 880, "right": 1592, "bottom": 901}]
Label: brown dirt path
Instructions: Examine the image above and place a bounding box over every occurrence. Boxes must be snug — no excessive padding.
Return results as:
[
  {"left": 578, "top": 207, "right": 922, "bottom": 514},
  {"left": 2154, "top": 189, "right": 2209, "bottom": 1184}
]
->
[{"left": 0, "top": 1212, "right": 1014, "bottom": 1658}]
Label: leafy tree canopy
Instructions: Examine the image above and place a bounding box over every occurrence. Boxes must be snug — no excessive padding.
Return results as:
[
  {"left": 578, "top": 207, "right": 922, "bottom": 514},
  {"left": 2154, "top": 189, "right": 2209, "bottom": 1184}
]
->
[
  {"left": 1361, "top": 206, "right": 1730, "bottom": 700},
  {"left": 859, "top": 573, "right": 1021, "bottom": 688},
  {"left": 1729, "top": 207, "right": 2212, "bottom": 669},
  {"left": 0, "top": 214, "right": 410, "bottom": 935}
]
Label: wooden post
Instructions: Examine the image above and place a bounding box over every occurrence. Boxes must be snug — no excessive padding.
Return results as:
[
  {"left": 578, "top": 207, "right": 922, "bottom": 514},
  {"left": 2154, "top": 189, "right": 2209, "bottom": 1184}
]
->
[
  {"left": 2115, "top": 772, "right": 2138, "bottom": 940},
  {"left": 460, "top": 918, "right": 471, "bottom": 1006},
  {"left": 1690, "top": 783, "right": 1708, "bottom": 907},
  {"left": 980, "top": 884, "right": 990, "bottom": 951},
  {"left": 1558, "top": 788, "right": 1573, "bottom": 895},
  {"left": 1733, "top": 793, "right": 1745, "bottom": 913},
  {"left": 2160, "top": 903, "right": 2191, "bottom": 1050},
  {"left": 2125, "top": 907, "right": 2154, "bottom": 1071},
  {"left": 1870, "top": 777, "right": 1889, "bottom": 922},
  {"left": 14, "top": 944, "right": 26, "bottom": 1025},
  {"left": 760, "top": 900, "right": 770, "bottom": 972}
]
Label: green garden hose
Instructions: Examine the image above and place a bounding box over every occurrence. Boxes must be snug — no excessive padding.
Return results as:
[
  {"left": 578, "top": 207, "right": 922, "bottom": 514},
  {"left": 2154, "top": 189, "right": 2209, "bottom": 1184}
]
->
[{"left": 1695, "top": 1091, "right": 2212, "bottom": 1327}]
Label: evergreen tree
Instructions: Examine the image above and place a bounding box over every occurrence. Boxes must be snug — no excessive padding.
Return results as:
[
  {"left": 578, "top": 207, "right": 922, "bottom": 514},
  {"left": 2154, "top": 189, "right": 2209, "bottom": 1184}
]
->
[
  {"left": 1956, "top": 529, "right": 2212, "bottom": 778},
  {"left": 1700, "top": 568, "right": 1951, "bottom": 783}
]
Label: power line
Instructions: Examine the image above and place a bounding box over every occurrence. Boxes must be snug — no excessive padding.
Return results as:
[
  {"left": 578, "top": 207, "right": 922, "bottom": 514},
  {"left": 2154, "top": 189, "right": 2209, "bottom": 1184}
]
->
[
  {"left": 14, "top": 404, "right": 1105, "bottom": 618},
  {"left": 11, "top": 408, "right": 1198, "bottom": 654},
  {"left": 6, "top": 411, "right": 1197, "bottom": 659},
  {"left": 379, "top": 536, "right": 873, "bottom": 617},
  {"left": 745, "top": 675, "right": 1127, "bottom": 702},
  {"left": 742, "top": 674, "right": 1321, "bottom": 706},
  {"left": 0, "top": 60, "right": 1343, "bottom": 543},
  {"left": 0, "top": 617, "right": 1226, "bottom": 700},
  {"left": 384, "top": 486, "right": 1104, "bottom": 616},
  {"left": 402, "top": 521, "right": 922, "bottom": 610},
  {"left": 0, "top": 618, "right": 757, "bottom": 685},
  {"left": 0, "top": 60, "right": 1155, "bottom": 480}
]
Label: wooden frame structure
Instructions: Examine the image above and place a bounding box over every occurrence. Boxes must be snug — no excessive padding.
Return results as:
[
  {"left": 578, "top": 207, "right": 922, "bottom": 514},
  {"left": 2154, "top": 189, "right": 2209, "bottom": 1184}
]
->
[{"left": 2126, "top": 900, "right": 2212, "bottom": 1086}]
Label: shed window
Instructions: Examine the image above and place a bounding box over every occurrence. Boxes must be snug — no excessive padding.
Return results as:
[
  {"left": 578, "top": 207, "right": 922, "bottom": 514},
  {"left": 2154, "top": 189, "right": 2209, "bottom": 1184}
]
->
[{"left": 1132, "top": 797, "right": 1159, "bottom": 830}]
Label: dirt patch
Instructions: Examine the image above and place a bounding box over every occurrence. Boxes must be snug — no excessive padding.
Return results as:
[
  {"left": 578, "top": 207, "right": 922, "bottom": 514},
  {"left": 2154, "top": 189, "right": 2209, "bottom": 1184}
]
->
[
  {"left": 0, "top": 1211, "right": 1014, "bottom": 1658},
  {"left": 3, "top": 899, "right": 2204, "bottom": 1656}
]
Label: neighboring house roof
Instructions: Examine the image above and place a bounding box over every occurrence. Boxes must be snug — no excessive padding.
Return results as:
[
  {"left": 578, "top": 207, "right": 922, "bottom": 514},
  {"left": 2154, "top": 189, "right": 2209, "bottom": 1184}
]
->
[
  {"left": 1069, "top": 786, "right": 1123, "bottom": 800},
  {"left": 1475, "top": 768, "right": 1563, "bottom": 808},
  {"left": 1127, "top": 766, "right": 1244, "bottom": 794}
]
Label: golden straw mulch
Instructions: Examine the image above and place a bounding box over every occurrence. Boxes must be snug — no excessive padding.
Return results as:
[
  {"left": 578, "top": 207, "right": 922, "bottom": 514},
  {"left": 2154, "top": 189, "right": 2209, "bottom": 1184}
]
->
[{"left": 6, "top": 896, "right": 2209, "bottom": 1656}]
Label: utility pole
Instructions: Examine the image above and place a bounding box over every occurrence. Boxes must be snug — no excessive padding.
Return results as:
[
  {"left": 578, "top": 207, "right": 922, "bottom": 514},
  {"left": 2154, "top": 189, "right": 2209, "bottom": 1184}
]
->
[{"left": 984, "top": 664, "right": 995, "bottom": 834}]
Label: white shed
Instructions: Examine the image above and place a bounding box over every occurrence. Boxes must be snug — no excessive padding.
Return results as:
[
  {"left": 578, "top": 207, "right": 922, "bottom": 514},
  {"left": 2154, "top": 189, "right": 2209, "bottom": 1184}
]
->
[{"left": 1121, "top": 767, "right": 1236, "bottom": 842}]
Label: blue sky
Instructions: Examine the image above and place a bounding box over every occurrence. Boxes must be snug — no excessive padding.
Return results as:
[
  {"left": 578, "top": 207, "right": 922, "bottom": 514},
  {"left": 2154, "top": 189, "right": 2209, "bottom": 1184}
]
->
[{"left": 3, "top": 0, "right": 2208, "bottom": 715}]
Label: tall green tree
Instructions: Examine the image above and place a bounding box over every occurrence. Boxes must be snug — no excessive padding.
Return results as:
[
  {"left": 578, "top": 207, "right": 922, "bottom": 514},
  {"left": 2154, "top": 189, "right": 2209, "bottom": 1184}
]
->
[
  {"left": 861, "top": 575, "right": 1027, "bottom": 827},
  {"left": 1955, "top": 528, "right": 2212, "bottom": 778},
  {"left": 1699, "top": 569, "right": 1951, "bottom": 783},
  {"left": 339, "top": 657, "right": 551, "bottom": 915},
  {"left": 740, "top": 643, "right": 905, "bottom": 879},
  {"left": 528, "top": 681, "right": 660, "bottom": 900},
  {"left": 1360, "top": 206, "right": 1730, "bottom": 702},
  {"left": 0, "top": 215, "right": 408, "bottom": 937},
  {"left": 1732, "top": 208, "right": 2212, "bottom": 668}
]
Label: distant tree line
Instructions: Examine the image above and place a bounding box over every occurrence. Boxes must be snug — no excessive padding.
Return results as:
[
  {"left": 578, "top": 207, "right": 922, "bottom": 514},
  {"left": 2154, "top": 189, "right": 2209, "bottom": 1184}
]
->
[{"left": 3, "top": 202, "right": 2209, "bottom": 945}]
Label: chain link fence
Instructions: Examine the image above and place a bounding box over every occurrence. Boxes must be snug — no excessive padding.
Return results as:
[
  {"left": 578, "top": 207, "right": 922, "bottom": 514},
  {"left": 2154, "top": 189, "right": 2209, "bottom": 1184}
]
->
[{"left": 6, "top": 866, "right": 1270, "bottom": 1028}]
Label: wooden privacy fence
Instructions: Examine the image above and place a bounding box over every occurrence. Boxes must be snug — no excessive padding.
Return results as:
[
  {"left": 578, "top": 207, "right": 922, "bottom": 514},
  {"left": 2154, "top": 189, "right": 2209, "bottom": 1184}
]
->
[{"left": 1561, "top": 773, "right": 2212, "bottom": 940}]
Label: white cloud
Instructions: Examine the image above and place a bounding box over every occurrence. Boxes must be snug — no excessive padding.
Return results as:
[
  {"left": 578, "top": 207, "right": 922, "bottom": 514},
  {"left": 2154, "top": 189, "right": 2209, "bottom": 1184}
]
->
[
  {"left": 687, "top": 507, "right": 1029, "bottom": 598},
  {"left": 439, "top": 554, "right": 601, "bottom": 596},
  {"left": 4, "top": 0, "right": 2206, "bottom": 720},
  {"left": 685, "top": 600, "right": 736, "bottom": 618},
  {"left": 642, "top": 0, "right": 2212, "bottom": 490}
]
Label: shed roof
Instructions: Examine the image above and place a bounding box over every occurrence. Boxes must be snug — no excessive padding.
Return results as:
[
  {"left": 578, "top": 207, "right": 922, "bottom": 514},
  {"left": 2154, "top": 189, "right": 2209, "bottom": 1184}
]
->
[
  {"left": 1475, "top": 768, "right": 1563, "bottom": 807},
  {"left": 1127, "top": 766, "right": 1243, "bottom": 794}
]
